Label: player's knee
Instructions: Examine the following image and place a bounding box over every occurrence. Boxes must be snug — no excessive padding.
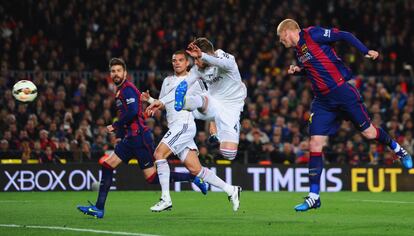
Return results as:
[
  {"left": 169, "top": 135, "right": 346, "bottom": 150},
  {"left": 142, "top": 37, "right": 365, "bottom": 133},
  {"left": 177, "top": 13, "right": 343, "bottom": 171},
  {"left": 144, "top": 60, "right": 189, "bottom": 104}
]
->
[
  {"left": 99, "top": 156, "right": 114, "bottom": 170},
  {"left": 361, "top": 129, "right": 376, "bottom": 140},
  {"left": 220, "top": 148, "right": 237, "bottom": 160},
  {"left": 361, "top": 125, "right": 377, "bottom": 140},
  {"left": 188, "top": 166, "right": 202, "bottom": 176},
  {"left": 153, "top": 151, "right": 166, "bottom": 161},
  {"left": 309, "top": 139, "right": 324, "bottom": 152},
  {"left": 145, "top": 172, "right": 158, "bottom": 184}
]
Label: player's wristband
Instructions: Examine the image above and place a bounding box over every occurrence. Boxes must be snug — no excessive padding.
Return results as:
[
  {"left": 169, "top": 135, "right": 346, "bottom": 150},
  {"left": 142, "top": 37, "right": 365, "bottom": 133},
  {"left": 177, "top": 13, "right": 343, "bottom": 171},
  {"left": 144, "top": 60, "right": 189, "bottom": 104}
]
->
[{"left": 148, "top": 97, "right": 155, "bottom": 104}]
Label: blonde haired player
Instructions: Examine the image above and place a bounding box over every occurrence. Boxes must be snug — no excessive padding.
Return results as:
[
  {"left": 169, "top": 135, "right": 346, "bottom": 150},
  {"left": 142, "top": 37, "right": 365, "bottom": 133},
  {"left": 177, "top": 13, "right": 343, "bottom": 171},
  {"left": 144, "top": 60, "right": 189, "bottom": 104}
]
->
[{"left": 276, "top": 18, "right": 412, "bottom": 212}]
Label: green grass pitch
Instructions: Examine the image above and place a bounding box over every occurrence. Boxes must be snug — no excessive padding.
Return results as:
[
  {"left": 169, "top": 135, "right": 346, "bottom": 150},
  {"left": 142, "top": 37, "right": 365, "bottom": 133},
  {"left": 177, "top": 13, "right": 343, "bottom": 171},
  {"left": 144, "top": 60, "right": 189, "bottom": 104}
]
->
[{"left": 0, "top": 191, "right": 413, "bottom": 236}]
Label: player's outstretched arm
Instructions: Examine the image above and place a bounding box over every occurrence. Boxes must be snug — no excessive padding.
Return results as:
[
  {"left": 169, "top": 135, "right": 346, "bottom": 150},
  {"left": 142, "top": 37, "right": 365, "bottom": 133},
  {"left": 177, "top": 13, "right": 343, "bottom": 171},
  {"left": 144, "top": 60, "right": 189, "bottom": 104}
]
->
[
  {"left": 310, "top": 27, "right": 375, "bottom": 57},
  {"left": 145, "top": 100, "right": 164, "bottom": 116},
  {"left": 364, "top": 50, "right": 379, "bottom": 60},
  {"left": 288, "top": 65, "right": 302, "bottom": 74},
  {"left": 141, "top": 90, "right": 155, "bottom": 104}
]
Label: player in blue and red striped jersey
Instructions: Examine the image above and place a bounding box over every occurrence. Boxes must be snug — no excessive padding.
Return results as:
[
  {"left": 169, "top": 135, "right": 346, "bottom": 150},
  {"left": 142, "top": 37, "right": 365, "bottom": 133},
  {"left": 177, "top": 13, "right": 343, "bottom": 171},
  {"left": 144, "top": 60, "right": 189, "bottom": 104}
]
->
[
  {"left": 77, "top": 58, "right": 206, "bottom": 218},
  {"left": 276, "top": 19, "right": 412, "bottom": 212}
]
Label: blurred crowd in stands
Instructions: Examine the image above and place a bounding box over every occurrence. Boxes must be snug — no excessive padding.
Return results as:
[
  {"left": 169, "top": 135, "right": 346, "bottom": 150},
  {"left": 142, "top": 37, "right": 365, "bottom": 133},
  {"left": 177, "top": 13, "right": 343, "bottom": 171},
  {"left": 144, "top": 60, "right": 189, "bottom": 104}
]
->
[{"left": 0, "top": 0, "right": 413, "bottom": 165}]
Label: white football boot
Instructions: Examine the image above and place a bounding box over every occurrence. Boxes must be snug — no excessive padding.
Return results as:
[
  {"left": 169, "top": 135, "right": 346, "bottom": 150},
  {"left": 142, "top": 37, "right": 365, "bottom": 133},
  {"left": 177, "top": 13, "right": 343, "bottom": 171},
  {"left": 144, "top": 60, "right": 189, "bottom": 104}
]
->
[
  {"left": 228, "top": 186, "right": 242, "bottom": 211},
  {"left": 150, "top": 199, "right": 172, "bottom": 212}
]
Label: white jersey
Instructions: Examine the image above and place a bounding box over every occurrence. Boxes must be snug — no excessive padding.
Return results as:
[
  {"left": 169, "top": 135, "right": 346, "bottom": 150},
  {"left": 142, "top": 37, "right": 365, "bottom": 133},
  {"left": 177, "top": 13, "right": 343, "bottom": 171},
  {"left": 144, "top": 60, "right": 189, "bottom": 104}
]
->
[
  {"left": 193, "top": 49, "right": 247, "bottom": 109},
  {"left": 159, "top": 73, "right": 205, "bottom": 127}
]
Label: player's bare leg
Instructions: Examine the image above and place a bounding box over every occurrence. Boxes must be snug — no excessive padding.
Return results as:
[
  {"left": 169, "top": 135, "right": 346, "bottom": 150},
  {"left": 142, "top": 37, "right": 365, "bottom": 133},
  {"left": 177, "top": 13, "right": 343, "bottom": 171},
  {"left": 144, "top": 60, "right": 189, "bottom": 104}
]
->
[
  {"left": 361, "top": 124, "right": 412, "bottom": 168},
  {"left": 150, "top": 143, "right": 207, "bottom": 212},
  {"left": 295, "top": 135, "right": 327, "bottom": 212},
  {"left": 220, "top": 141, "right": 238, "bottom": 161},
  {"left": 184, "top": 149, "right": 241, "bottom": 211}
]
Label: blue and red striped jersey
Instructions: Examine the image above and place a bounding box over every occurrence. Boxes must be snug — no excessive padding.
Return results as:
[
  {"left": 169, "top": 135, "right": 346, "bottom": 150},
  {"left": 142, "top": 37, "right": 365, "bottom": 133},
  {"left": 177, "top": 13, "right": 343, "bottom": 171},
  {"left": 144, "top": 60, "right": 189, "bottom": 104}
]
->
[
  {"left": 295, "top": 26, "right": 369, "bottom": 96},
  {"left": 113, "top": 80, "right": 148, "bottom": 138}
]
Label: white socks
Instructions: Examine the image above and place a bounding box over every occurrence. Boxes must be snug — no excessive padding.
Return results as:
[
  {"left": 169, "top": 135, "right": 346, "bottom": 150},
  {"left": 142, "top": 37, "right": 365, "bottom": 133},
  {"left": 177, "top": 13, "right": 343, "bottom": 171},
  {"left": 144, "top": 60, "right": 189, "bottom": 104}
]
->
[
  {"left": 393, "top": 143, "right": 401, "bottom": 153},
  {"left": 155, "top": 160, "right": 171, "bottom": 201},
  {"left": 184, "top": 95, "right": 203, "bottom": 111},
  {"left": 308, "top": 192, "right": 319, "bottom": 200},
  {"left": 197, "top": 167, "right": 233, "bottom": 195}
]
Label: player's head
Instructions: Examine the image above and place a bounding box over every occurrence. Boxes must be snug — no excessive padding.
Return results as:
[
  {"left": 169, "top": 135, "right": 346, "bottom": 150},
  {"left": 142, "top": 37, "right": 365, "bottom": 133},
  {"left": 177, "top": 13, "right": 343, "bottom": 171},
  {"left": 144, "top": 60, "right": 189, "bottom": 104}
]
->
[
  {"left": 109, "top": 58, "right": 127, "bottom": 86},
  {"left": 192, "top": 37, "right": 214, "bottom": 68},
  {"left": 276, "top": 19, "right": 301, "bottom": 48},
  {"left": 172, "top": 50, "right": 190, "bottom": 76},
  {"left": 193, "top": 37, "right": 214, "bottom": 54}
]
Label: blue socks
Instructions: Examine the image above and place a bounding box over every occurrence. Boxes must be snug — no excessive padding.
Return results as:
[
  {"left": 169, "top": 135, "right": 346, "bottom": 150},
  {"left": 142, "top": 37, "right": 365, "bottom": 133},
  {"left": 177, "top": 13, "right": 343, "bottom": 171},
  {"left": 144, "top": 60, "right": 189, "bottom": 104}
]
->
[
  {"left": 309, "top": 152, "right": 323, "bottom": 196},
  {"left": 171, "top": 172, "right": 194, "bottom": 182},
  {"left": 95, "top": 165, "right": 113, "bottom": 210},
  {"left": 375, "top": 127, "right": 400, "bottom": 152},
  {"left": 146, "top": 172, "right": 194, "bottom": 184}
]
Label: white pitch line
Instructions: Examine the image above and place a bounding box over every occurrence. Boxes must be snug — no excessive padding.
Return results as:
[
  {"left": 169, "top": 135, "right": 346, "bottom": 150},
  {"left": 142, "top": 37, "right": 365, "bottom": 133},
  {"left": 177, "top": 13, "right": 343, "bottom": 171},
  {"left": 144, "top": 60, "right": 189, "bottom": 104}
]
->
[
  {"left": 0, "top": 200, "right": 33, "bottom": 203},
  {"left": 350, "top": 199, "right": 414, "bottom": 204},
  {"left": 0, "top": 224, "right": 161, "bottom": 236}
]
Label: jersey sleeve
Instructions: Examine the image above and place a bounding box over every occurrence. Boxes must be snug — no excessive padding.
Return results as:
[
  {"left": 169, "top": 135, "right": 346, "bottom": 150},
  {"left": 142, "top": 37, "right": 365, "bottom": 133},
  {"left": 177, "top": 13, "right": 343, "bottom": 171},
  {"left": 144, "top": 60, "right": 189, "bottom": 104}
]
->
[
  {"left": 158, "top": 77, "right": 169, "bottom": 100},
  {"left": 115, "top": 126, "right": 126, "bottom": 139},
  {"left": 309, "top": 26, "right": 369, "bottom": 55},
  {"left": 200, "top": 50, "right": 235, "bottom": 71},
  {"left": 112, "top": 87, "right": 139, "bottom": 129}
]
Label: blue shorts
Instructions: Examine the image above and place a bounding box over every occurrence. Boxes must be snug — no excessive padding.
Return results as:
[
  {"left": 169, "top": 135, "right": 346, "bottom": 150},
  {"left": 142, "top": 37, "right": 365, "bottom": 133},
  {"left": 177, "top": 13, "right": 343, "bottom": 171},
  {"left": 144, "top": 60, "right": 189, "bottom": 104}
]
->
[
  {"left": 114, "top": 130, "right": 155, "bottom": 169},
  {"left": 309, "top": 83, "right": 371, "bottom": 136}
]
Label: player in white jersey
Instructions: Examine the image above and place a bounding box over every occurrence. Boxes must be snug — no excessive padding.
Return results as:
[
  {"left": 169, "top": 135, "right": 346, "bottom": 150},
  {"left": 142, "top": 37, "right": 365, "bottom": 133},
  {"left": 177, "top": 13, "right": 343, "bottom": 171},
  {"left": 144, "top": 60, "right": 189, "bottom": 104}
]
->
[
  {"left": 143, "top": 50, "right": 241, "bottom": 212},
  {"left": 149, "top": 38, "right": 247, "bottom": 161}
]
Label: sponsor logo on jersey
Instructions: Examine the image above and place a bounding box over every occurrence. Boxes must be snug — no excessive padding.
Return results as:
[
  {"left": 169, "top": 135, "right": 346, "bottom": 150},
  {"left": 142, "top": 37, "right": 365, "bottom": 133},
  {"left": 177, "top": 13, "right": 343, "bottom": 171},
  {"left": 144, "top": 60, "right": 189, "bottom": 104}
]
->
[
  {"left": 206, "top": 76, "right": 224, "bottom": 85},
  {"left": 126, "top": 98, "right": 135, "bottom": 104}
]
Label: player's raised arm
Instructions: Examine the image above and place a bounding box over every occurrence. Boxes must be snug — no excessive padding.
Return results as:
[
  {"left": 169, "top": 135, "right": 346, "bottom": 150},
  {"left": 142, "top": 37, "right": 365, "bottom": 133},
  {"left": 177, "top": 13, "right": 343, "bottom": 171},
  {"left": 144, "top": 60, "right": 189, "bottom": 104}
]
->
[
  {"left": 144, "top": 79, "right": 171, "bottom": 116},
  {"left": 309, "top": 26, "right": 379, "bottom": 60},
  {"left": 112, "top": 87, "right": 139, "bottom": 129},
  {"left": 187, "top": 43, "right": 234, "bottom": 71},
  {"left": 200, "top": 50, "right": 235, "bottom": 71}
]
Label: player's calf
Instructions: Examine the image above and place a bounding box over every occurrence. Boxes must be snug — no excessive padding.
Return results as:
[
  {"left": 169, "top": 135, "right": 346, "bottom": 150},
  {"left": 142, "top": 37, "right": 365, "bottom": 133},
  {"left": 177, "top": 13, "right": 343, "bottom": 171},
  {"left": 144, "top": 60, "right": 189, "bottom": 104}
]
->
[
  {"left": 220, "top": 148, "right": 237, "bottom": 160},
  {"left": 371, "top": 126, "right": 413, "bottom": 169}
]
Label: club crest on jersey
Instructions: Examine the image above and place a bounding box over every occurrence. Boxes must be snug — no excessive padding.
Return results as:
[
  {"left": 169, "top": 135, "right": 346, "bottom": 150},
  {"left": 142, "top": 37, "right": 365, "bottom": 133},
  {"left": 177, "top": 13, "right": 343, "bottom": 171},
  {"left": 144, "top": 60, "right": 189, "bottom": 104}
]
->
[
  {"left": 298, "top": 44, "right": 313, "bottom": 63},
  {"left": 301, "top": 44, "right": 308, "bottom": 54}
]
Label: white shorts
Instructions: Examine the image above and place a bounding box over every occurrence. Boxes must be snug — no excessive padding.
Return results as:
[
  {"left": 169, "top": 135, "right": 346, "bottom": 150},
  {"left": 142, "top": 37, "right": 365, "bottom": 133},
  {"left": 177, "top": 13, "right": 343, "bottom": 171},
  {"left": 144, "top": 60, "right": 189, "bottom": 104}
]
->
[
  {"left": 193, "top": 95, "right": 242, "bottom": 143},
  {"left": 160, "top": 123, "right": 198, "bottom": 162}
]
